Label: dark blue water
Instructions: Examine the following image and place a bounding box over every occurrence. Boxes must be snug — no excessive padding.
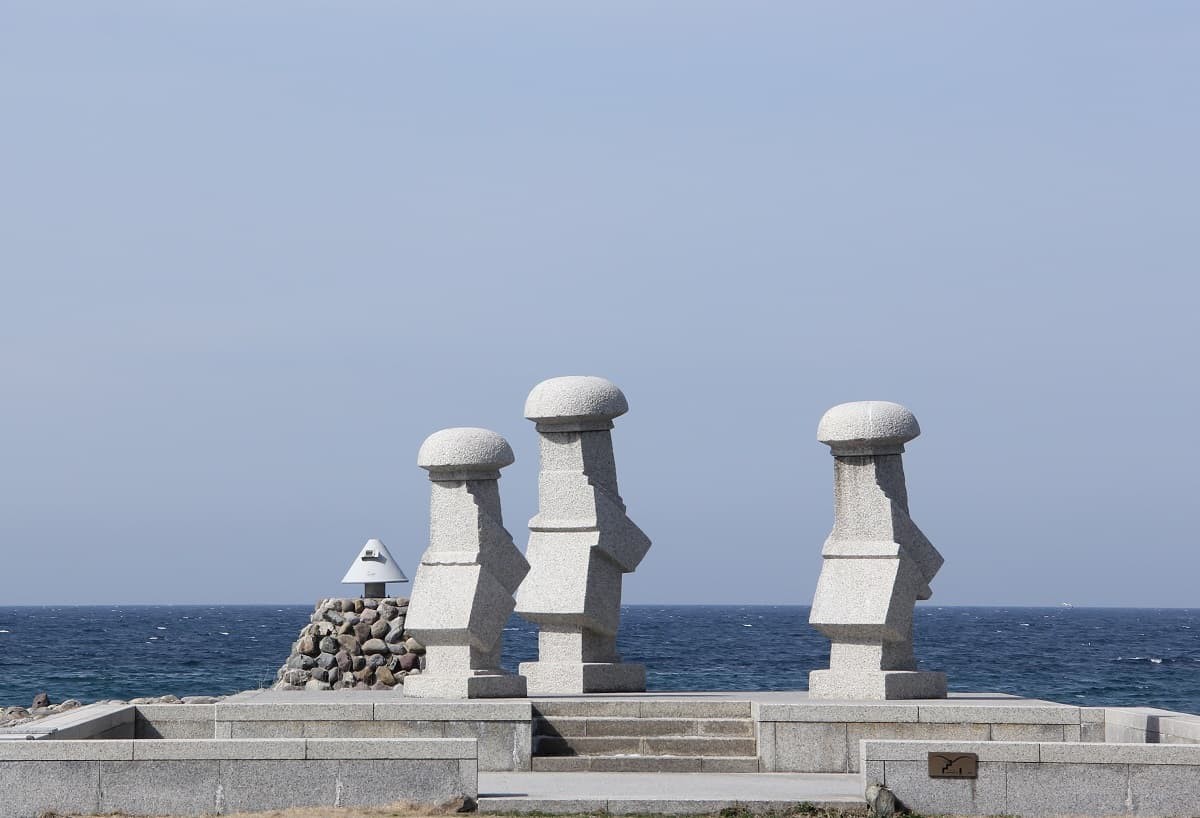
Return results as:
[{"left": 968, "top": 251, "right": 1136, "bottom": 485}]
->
[{"left": 1, "top": 605, "right": 1198, "bottom": 714}]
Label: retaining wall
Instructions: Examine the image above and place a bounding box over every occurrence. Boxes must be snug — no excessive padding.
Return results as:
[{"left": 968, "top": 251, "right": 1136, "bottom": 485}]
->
[
  {"left": 0, "top": 737, "right": 476, "bottom": 818},
  {"left": 863, "top": 739, "right": 1200, "bottom": 817}
]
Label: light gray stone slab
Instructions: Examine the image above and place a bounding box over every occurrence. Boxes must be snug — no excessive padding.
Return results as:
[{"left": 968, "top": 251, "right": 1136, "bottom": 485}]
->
[
  {"left": 609, "top": 799, "right": 733, "bottom": 815},
  {"left": 772, "top": 722, "right": 849, "bottom": 773},
  {"left": 1129, "top": 763, "right": 1200, "bottom": 816},
  {"left": 21, "top": 703, "right": 135, "bottom": 740},
  {"left": 303, "top": 718, "right": 446, "bottom": 738},
  {"left": 374, "top": 700, "right": 532, "bottom": 721},
  {"left": 884, "top": 759, "right": 1006, "bottom": 816},
  {"left": 917, "top": 703, "right": 1080, "bottom": 724},
  {"left": 757, "top": 721, "right": 777, "bottom": 772},
  {"left": 1160, "top": 715, "right": 1200, "bottom": 743},
  {"left": 445, "top": 721, "right": 531, "bottom": 771},
  {"left": 848, "top": 723, "right": 991, "bottom": 770},
  {"left": 0, "top": 739, "right": 133, "bottom": 760},
  {"left": 1064, "top": 724, "right": 1082, "bottom": 742},
  {"left": 215, "top": 702, "right": 375, "bottom": 721},
  {"left": 638, "top": 700, "right": 750, "bottom": 718},
  {"left": 132, "top": 739, "right": 306, "bottom": 760},
  {"left": 338, "top": 758, "right": 477, "bottom": 804},
  {"left": 135, "top": 718, "right": 212, "bottom": 739},
  {"left": 808, "top": 401, "right": 946, "bottom": 700},
  {"left": 230, "top": 719, "right": 305, "bottom": 738},
  {"left": 304, "top": 737, "right": 477, "bottom": 759},
  {"left": 1006, "top": 762, "right": 1130, "bottom": 817},
  {"left": 0, "top": 760, "right": 100, "bottom": 817},
  {"left": 532, "top": 699, "right": 641, "bottom": 717},
  {"left": 992, "top": 723, "right": 1066, "bottom": 741},
  {"left": 480, "top": 798, "right": 609, "bottom": 814},
  {"left": 1040, "top": 741, "right": 1200, "bottom": 765},
  {"left": 756, "top": 702, "right": 919, "bottom": 722},
  {"left": 863, "top": 739, "right": 1040, "bottom": 762},
  {"left": 100, "top": 759, "right": 219, "bottom": 816},
  {"left": 135, "top": 703, "right": 216, "bottom": 721},
  {"left": 862, "top": 760, "right": 886, "bottom": 788},
  {"left": 219, "top": 759, "right": 338, "bottom": 813}
]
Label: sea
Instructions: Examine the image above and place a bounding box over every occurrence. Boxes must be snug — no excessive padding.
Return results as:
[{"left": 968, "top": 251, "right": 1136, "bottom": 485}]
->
[{"left": 1, "top": 605, "right": 1198, "bottom": 714}]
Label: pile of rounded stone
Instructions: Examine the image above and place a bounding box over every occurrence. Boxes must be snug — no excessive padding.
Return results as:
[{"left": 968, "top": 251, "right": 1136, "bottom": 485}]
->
[{"left": 274, "top": 596, "right": 424, "bottom": 691}]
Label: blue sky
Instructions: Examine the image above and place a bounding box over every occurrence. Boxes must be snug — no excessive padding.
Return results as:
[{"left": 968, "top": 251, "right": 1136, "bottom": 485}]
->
[{"left": 1, "top": 2, "right": 1197, "bottom": 606}]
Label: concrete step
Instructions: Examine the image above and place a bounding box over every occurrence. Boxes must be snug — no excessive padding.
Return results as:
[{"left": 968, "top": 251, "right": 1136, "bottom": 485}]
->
[
  {"left": 478, "top": 770, "right": 864, "bottom": 814},
  {"left": 534, "top": 716, "right": 755, "bottom": 739},
  {"left": 532, "top": 699, "right": 752, "bottom": 719},
  {"left": 534, "top": 735, "right": 758, "bottom": 758},
  {"left": 477, "top": 767, "right": 864, "bottom": 810},
  {"left": 531, "top": 755, "right": 762, "bottom": 773}
]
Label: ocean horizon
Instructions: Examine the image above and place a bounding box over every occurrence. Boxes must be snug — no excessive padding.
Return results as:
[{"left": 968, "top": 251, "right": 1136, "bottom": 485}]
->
[{"left": 2, "top": 604, "right": 1198, "bottom": 714}]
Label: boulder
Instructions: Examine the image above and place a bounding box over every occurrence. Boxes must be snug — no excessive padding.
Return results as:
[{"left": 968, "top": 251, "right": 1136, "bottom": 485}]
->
[
  {"left": 370, "top": 619, "right": 389, "bottom": 639},
  {"left": 404, "top": 637, "right": 425, "bottom": 654},
  {"left": 319, "top": 636, "right": 339, "bottom": 655},
  {"left": 316, "top": 652, "right": 337, "bottom": 670},
  {"left": 31, "top": 693, "right": 50, "bottom": 709},
  {"left": 335, "top": 650, "right": 352, "bottom": 672},
  {"left": 398, "top": 653, "right": 421, "bottom": 672},
  {"left": 360, "top": 608, "right": 379, "bottom": 625}
]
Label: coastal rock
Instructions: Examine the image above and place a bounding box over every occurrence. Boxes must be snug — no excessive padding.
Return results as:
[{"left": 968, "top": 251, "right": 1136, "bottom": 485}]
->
[
  {"left": 312, "top": 668, "right": 329, "bottom": 682},
  {"left": 31, "top": 693, "right": 50, "bottom": 709},
  {"left": 385, "top": 627, "right": 405, "bottom": 644},
  {"left": 181, "top": 696, "right": 219, "bottom": 704},
  {"left": 316, "top": 652, "right": 337, "bottom": 670},
  {"left": 353, "top": 622, "right": 372, "bottom": 642},
  {"left": 398, "top": 653, "right": 421, "bottom": 672},
  {"left": 404, "top": 637, "right": 425, "bottom": 654},
  {"left": 362, "top": 638, "right": 388, "bottom": 654},
  {"left": 366, "top": 654, "right": 387, "bottom": 670},
  {"left": 360, "top": 608, "right": 379, "bottom": 625},
  {"left": 337, "top": 635, "right": 363, "bottom": 655},
  {"left": 380, "top": 604, "right": 399, "bottom": 621},
  {"left": 370, "top": 619, "right": 389, "bottom": 639},
  {"left": 319, "top": 636, "right": 339, "bottom": 654},
  {"left": 362, "top": 598, "right": 379, "bottom": 609},
  {"left": 388, "top": 642, "right": 407, "bottom": 655},
  {"left": 305, "top": 679, "right": 333, "bottom": 691},
  {"left": 335, "top": 650, "right": 351, "bottom": 672},
  {"left": 352, "top": 655, "right": 367, "bottom": 672},
  {"left": 282, "top": 669, "right": 309, "bottom": 686},
  {"left": 298, "top": 636, "right": 319, "bottom": 657}
]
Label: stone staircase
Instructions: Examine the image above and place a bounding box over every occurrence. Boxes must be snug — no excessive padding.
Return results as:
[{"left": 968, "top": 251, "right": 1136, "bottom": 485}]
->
[{"left": 530, "top": 699, "right": 759, "bottom": 772}]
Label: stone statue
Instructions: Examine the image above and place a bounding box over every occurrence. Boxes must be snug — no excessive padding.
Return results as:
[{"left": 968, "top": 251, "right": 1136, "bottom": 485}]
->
[
  {"left": 515, "top": 376, "right": 651, "bottom": 694},
  {"left": 808, "top": 401, "right": 947, "bottom": 700},
  {"left": 404, "top": 427, "right": 530, "bottom": 698}
]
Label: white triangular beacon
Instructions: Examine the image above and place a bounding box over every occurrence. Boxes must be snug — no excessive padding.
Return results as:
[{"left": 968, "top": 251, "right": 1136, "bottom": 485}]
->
[{"left": 341, "top": 538, "right": 409, "bottom": 598}]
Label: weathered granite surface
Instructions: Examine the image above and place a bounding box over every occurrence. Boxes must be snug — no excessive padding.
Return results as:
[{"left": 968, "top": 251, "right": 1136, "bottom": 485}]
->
[
  {"left": 808, "top": 401, "right": 946, "bottom": 699},
  {"left": 515, "top": 376, "right": 651, "bottom": 694},
  {"left": 405, "top": 428, "right": 529, "bottom": 698}
]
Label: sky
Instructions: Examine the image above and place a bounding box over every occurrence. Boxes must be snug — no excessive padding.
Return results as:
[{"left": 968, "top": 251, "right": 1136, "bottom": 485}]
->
[{"left": 1, "top": 2, "right": 1198, "bottom": 607}]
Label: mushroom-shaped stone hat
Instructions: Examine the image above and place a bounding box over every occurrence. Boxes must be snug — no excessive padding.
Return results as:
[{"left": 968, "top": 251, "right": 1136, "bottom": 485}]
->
[
  {"left": 524, "top": 375, "right": 628, "bottom": 431},
  {"left": 417, "top": 427, "right": 515, "bottom": 480},
  {"left": 817, "top": 401, "right": 920, "bottom": 456}
]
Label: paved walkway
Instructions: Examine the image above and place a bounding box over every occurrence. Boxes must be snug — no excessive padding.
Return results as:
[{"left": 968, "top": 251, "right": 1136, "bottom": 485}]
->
[{"left": 477, "top": 771, "right": 864, "bottom": 814}]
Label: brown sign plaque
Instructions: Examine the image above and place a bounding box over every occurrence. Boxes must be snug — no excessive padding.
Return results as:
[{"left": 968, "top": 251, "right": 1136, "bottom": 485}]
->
[{"left": 928, "top": 752, "right": 978, "bottom": 779}]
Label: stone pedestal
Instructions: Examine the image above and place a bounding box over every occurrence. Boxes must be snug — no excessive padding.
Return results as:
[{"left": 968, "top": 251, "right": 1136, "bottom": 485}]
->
[
  {"left": 404, "top": 428, "right": 529, "bottom": 699},
  {"left": 515, "top": 376, "right": 651, "bottom": 694},
  {"left": 807, "top": 401, "right": 946, "bottom": 700}
]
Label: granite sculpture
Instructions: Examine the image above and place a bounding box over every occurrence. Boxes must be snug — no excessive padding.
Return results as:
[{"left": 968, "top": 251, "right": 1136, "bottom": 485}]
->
[
  {"left": 403, "top": 427, "right": 530, "bottom": 698},
  {"left": 515, "top": 375, "right": 652, "bottom": 694},
  {"left": 808, "top": 400, "right": 947, "bottom": 699}
]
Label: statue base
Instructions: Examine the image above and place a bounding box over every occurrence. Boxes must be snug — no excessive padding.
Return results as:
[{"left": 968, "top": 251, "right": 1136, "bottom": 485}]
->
[
  {"left": 403, "top": 670, "right": 528, "bottom": 699},
  {"left": 808, "top": 669, "right": 947, "bottom": 700},
  {"left": 520, "top": 661, "right": 646, "bottom": 695}
]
